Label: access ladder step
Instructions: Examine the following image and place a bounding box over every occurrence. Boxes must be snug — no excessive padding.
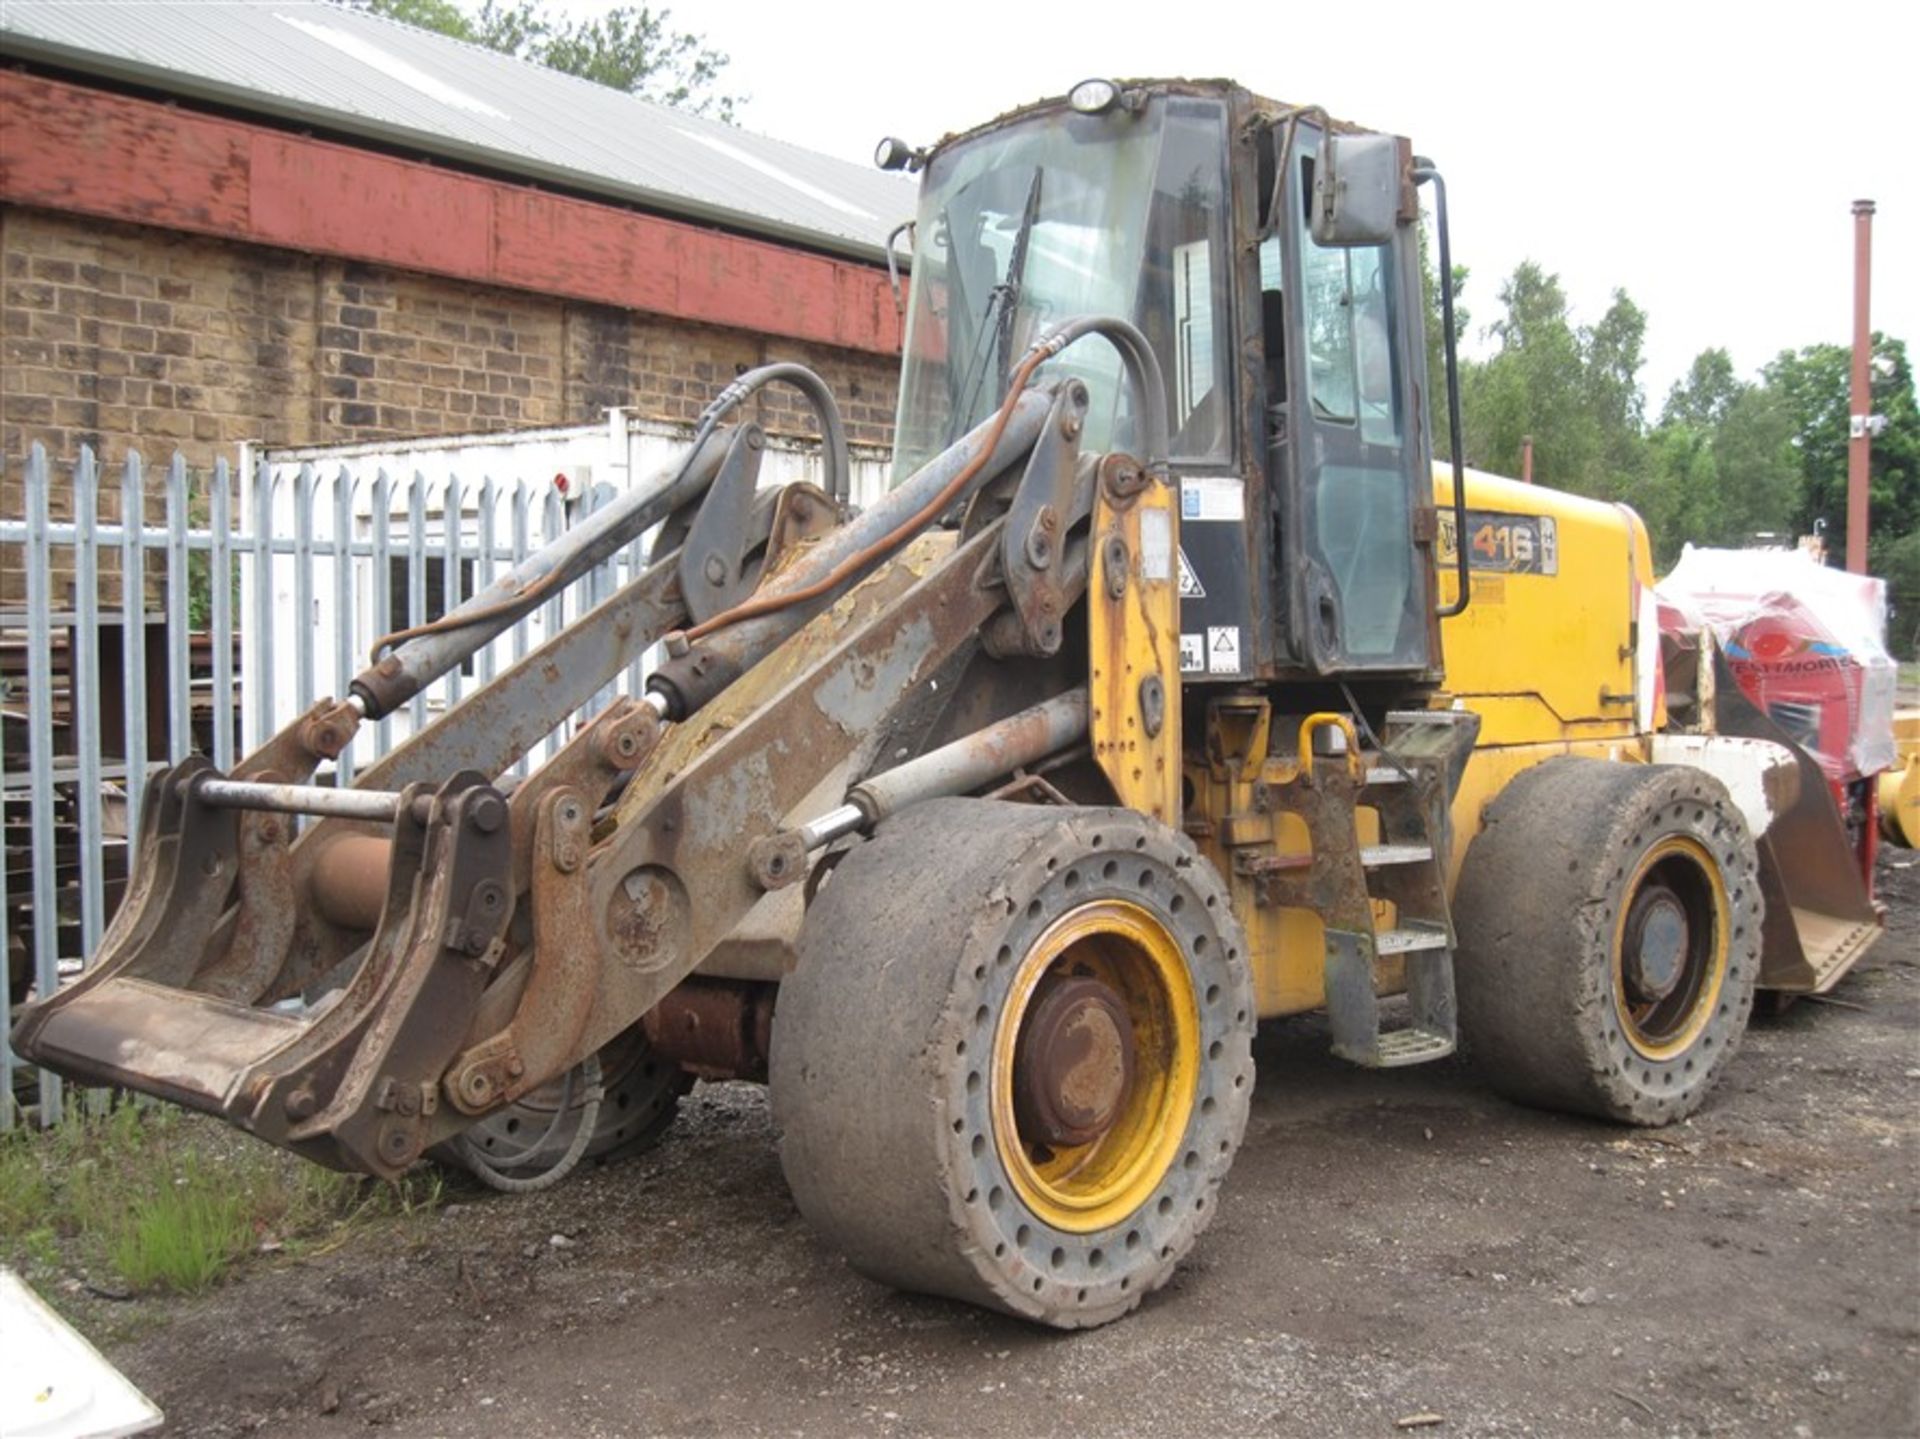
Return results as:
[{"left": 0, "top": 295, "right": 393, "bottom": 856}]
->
[
  {"left": 1361, "top": 842, "right": 1434, "bottom": 867},
  {"left": 1375, "top": 924, "right": 1451, "bottom": 955},
  {"left": 1374, "top": 1028, "right": 1456, "bottom": 1067},
  {"left": 1323, "top": 922, "right": 1458, "bottom": 1069}
]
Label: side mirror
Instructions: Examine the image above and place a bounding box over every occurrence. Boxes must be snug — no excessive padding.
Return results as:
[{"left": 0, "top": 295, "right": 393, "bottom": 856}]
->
[{"left": 1311, "top": 132, "right": 1402, "bottom": 247}]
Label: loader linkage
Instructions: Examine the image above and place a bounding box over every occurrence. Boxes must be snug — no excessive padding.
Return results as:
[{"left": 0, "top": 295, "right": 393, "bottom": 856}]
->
[{"left": 14, "top": 341, "right": 1154, "bottom": 1178}]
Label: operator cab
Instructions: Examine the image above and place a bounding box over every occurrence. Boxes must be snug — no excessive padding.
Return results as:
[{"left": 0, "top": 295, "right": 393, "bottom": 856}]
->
[{"left": 889, "top": 79, "right": 1444, "bottom": 682}]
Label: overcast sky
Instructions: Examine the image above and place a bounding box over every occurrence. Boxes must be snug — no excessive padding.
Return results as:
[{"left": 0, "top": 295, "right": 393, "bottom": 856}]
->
[{"left": 674, "top": 0, "right": 1914, "bottom": 411}]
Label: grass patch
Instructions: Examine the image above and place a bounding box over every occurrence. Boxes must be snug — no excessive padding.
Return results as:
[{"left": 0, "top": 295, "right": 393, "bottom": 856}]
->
[{"left": 0, "top": 1098, "right": 441, "bottom": 1295}]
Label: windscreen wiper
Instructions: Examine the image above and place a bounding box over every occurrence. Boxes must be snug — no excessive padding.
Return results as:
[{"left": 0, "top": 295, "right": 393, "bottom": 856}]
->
[
  {"left": 994, "top": 168, "right": 1044, "bottom": 397},
  {"left": 949, "top": 169, "right": 1044, "bottom": 446}
]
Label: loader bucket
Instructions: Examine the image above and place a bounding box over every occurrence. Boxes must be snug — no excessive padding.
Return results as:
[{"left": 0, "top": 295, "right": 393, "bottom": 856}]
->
[
  {"left": 11, "top": 759, "right": 518, "bottom": 1176},
  {"left": 1710, "top": 651, "right": 1884, "bottom": 994}
]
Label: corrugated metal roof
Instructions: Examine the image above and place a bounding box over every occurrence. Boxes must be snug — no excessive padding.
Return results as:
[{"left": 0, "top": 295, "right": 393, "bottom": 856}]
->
[{"left": 0, "top": 0, "right": 916, "bottom": 263}]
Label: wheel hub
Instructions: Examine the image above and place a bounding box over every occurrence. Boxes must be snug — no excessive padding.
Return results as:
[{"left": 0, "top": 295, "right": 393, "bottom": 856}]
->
[
  {"left": 1622, "top": 883, "right": 1690, "bottom": 1003},
  {"left": 1013, "top": 974, "right": 1136, "bottom": 1147}
]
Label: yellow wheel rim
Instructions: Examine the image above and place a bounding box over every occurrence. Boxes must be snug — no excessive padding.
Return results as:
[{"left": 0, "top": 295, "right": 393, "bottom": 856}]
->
[
  {"left": 992, "top": 899, "right": 1199, "bottom": 1234},
  {"left": 1610, "top": 836, "right": 1730, "bottom": 1061}
]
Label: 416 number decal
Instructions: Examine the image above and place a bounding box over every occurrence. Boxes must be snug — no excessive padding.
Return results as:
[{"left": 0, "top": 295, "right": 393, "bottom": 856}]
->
[{"left": 1437, "top": 508, "right": 1559, "bottom": 576}]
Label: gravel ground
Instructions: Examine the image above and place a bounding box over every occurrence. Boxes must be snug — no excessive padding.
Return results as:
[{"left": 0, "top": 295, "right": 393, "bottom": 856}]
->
[{"left": 80, "top": 852, "right": 1920, "bottom": 1438}]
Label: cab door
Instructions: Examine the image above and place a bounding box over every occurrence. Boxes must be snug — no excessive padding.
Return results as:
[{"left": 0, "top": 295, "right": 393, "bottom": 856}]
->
[{"left": 1279, "top": 128, "right": 1436, "bottom": 675}]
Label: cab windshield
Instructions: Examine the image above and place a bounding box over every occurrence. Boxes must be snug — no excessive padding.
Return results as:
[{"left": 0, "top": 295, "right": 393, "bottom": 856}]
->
[{"left": 891, "top": 96, "right": 1233, "bottom": 481}]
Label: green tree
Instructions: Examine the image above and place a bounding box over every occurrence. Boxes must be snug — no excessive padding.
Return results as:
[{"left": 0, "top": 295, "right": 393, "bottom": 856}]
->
[
  {"left": 1417, "top": 215, "right": 1470, "bottom": 456},
  {"left": 1458, "top": 261, "right": 1641, "bottom": 498},
  {"left": 1631, "top": 371, "right": 1802, "bottom": 567},
  {"left": 1661, "top": 347, "right": 1740, "bottom": 429},
  {"left": 1872, "top": 529, "right": 1920, "bottom": 659},
  {"left": 355, "top": 0, "right": 742, "bottom": 119},
  {"left": 1765, "top": 336, "right": 1920, "bottom": 569}
]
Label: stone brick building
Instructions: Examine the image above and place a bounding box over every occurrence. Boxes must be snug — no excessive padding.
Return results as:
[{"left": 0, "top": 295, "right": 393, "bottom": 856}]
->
[{"left": 0, "top": 2, "right": 914, "bottom": 602}]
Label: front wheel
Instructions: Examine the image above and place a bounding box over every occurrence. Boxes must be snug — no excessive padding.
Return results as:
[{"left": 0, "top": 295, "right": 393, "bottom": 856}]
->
[
  {"left": 771, "top": 800, "right": 1254, "bottom": 1328},
  {"left": 1453, "top": 759, "right": 1762, "bottom": 1124}
]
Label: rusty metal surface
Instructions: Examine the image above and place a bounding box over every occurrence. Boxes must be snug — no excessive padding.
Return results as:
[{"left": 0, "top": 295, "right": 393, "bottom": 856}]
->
[
  {"left": 762, "top": 482, "right": 842, "bottom": 576},
  {"left": 306, "top": 834, "right": 392, "bottom": 934},
  {"left": 997, "top": 384, "right": 1090, "bottom": 657},
  {"left": 1709, "top": 654, "right": 1884, "bottom": 992},
  {"left": 258, "top": 548, "right": 687, "bottom": 1002},
  {"left": 230, "top": 699, "right": 354, "bottom": 786},
  {"left": 1011, "top": 973, "right": 1136, "bottom": 1148},
  {"left": 271, "top": 777, "right": 516, "bottom": 1175},
  {"left": 16, "top": 377, "right": 1074, "bottom": 1179},
  {"left": 649, "top": 391, "right": 1052, "bottom": 717},
  {"left": 677, "top": 425, "right": 767, "bottom": 624},
  {"left": 642, "top": 979, "right": 777, "bottom": 1081},
  {"left": 850, "top": 688, "right": 1088, "bottom": 822},
  {"left": 446, "top": 788, "right": 599, "bottom": 1114},
  {"left": 13, "top": 758, "right": 241, "bottom": 1025},
  {"left": 12, "top": 977, "right": 307, "bottom": 1113},
  {"left": 569, "top": 520, "right": 1013, "bottom": 1066},
  {"left": 499, "top": 699, "right": 661, "bottom": 898},
  {"left": 195, "top": 809, "right": 296, "bottom": 1004}
]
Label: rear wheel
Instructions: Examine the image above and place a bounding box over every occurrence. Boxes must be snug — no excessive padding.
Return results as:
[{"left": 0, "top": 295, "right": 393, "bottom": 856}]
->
[
  {"left": 771, "top": 799, "right": 1254, "bottom": 1328},
  {"left": 452, "top": 1025, "right": 689, "bottom": 1188},
  {"left": 1453, "top": 759, "right": 1762, "bottom": 1124}
]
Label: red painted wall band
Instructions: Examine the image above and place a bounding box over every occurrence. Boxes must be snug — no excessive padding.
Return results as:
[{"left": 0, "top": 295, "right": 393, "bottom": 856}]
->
[{"left": 0, "top": 72, "right": 903, "bottom": 356}]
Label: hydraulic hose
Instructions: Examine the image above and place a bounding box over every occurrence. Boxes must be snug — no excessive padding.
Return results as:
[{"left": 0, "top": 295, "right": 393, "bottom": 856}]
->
[
  {"left": 356, "top": 363, "right": 849, "bottom": 717},
  {"left": 673, "top": 315, "right": 1170, "bottom": 650}
]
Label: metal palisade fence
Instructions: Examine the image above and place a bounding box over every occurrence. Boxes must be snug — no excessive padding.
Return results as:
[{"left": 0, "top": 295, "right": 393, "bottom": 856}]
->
[{"left": 2, "top": 425, "right": 878, "bottom": 1124}]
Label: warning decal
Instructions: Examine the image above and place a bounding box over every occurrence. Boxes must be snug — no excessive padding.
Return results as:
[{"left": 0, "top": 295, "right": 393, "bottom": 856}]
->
[
  {"left": 1177, "top": 547, "right": 1206, "bottom": 599},
  {"left": 1206, "top": 625, "right": 1242, "bottom": 674},
  {"left": 1179, "top": 634, "right": 1205, "bottom": 673}
]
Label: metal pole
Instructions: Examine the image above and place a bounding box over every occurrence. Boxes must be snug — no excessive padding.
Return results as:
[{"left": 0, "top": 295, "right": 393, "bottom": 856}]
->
[
  {"left": 1847, "top": 199, "right": 1875, "bottom": 575},
  {"left": 24, "top": 446, "right": 63, "bottom": 1123},
  {"left": 196, "top": 777, "right": 408, "bottom": 822}
]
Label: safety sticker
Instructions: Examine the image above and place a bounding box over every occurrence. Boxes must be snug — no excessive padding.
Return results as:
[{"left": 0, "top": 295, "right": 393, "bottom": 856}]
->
[
  {"left": 1180, "top": 476, "right": 1244, "bottom": 523},
  {"left": 1207, "top": 625, "right": 1242, "bottom": 674},
  {"left": 1177, "top": 546, "right": 1206, "bottom": 599},
  {"left": 1179, "top": 634, "right": 1205, "bottom": 673},
  {"left": 1139, "top": 506, "right": 1172, "bottom": 581}
]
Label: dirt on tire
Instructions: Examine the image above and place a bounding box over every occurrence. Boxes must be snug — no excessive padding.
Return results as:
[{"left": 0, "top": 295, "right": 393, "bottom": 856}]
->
[{"left": 46, "top": 853, "right": 1920, "bottom": 1437}]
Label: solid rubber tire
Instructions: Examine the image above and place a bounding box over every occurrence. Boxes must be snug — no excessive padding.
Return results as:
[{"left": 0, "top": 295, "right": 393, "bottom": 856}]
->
[
  {"left": 770, "top": 799, "right": 1255, "bottom": 1328},
  {"left": 1453, "top": 758, "right": 1762, "bottom": 1124}
]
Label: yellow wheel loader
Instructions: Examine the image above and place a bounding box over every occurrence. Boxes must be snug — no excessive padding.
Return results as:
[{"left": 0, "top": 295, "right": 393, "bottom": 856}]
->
[{"left": 11, "top": 79, "right": 1894, "bottom": 1328}]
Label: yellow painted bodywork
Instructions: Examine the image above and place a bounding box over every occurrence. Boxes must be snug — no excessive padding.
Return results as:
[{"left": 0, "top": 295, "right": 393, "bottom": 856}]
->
[
  {"left": 991, "top": 898, "right": 1199, "bottom": 1233},
  {"left": 1090, "top": 476, "right": 1182, "bottom": 827},
  {"left": 1433, "top": 467, "right": 1660, "bottom": 888},
  {"left": 1433, "top": 467, "right": 1649, "bottom": 749},
  {"left": 1880, "top": 710, "right": 1920, "bottom": 848},
  {"left": 1173, "top": 467, "right": 1659, "bottom": 1019}
]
